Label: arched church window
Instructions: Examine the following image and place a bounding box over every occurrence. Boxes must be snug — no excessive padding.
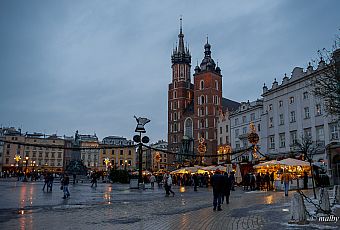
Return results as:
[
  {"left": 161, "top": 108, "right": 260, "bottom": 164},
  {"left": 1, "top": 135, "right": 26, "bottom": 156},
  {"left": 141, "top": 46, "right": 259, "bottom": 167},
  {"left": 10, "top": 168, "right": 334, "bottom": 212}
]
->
[
  {"left": 200, "top": 80, "right": 204, "bottom": 90},
  {"left": 173, "top": 90, "right": 177, "bottom": 99},
  {"left": 215, "top": 80, "right": 218, "bottom": 90},
  {"left": 184, "top": 118, "right": 193, "bottom": 138},
  {"left": 174, "top": 81, "right": 177, "bottom": 88},
  {"left": 201, "top": 95, "right": 205, "bottom": 104},
  {"left": 200, "top": 119, "right": 205, "bottom": 129}
]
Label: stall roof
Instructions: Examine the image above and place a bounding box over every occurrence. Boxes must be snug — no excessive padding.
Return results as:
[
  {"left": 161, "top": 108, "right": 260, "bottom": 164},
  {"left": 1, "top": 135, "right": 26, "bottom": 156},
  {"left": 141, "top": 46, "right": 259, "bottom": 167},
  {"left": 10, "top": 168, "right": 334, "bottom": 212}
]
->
[{"left": 279, "top": 158, "right": 310, "bottom": 167}]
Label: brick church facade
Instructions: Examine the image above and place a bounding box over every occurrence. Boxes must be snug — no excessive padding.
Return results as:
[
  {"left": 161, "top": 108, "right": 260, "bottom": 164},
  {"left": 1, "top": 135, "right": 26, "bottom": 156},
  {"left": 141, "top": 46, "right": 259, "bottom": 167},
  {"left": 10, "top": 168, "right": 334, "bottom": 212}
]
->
[{"left": 167, "top": 21, "right": 239, "bottom": 166}]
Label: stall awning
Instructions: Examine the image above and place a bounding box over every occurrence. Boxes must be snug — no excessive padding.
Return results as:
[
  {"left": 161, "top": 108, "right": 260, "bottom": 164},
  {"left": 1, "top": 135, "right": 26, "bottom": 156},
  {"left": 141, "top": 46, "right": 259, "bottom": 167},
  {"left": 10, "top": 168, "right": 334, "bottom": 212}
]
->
[{"left": 278, "top": 158, "right": 310, "bottom": 167}]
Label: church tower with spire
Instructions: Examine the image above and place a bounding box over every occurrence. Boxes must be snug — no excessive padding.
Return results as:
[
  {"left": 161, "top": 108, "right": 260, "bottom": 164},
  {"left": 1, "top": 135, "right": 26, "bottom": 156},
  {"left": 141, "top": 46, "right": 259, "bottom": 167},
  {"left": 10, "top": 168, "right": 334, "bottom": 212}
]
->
[
  {"left": 168, "top": 18, "right": 194, "bottom": 160},
  {"left": 193, "top": 38, "right": 222, "bottom": 164}
]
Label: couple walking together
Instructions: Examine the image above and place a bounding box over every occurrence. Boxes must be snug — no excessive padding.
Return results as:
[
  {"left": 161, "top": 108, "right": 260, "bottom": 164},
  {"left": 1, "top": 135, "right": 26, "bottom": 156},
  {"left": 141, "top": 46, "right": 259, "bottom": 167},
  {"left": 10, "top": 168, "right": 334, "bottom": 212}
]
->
[{"left": 211, "top": 169, "right": 231, "bottom": 211}]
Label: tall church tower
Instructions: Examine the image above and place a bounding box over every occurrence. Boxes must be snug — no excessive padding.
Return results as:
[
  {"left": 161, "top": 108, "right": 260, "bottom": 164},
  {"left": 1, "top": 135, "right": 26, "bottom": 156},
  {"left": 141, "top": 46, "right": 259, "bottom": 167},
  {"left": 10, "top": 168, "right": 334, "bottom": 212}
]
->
[
  {"left": 168, "top": 19, "right": 193, "bottom": 163},
  {"left": 193, "top": 38, "right": 222, "bottom": 164}
]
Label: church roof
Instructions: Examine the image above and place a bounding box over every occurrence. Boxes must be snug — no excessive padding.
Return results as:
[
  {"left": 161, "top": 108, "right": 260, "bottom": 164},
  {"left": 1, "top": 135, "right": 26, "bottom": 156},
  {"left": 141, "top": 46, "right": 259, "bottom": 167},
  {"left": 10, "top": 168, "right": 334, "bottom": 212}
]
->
[{"left": 222, "top": 97, "right": 240, "bottom": 112}]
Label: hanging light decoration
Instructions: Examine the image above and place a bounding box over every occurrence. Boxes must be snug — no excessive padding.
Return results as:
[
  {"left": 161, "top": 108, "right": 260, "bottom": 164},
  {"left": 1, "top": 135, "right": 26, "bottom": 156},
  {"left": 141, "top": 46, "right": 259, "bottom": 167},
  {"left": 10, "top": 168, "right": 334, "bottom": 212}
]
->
[{"left": 247, "top": 122, "right": 259, "bottom": 159}]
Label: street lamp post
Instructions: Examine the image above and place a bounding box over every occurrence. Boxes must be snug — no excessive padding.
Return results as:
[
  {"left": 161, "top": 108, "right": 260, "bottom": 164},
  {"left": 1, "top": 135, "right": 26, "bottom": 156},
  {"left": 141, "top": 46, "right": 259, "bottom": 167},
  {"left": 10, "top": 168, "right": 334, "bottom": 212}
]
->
[
  {"left": 14, "top": 155, "right": 21, "bottom": 173},
  {"left": 124, "top": 160, "right": 128, "bottom": 171},
  {"left": 104, "top": 158, "right": 110, "bottom": 171},
  {"left": 23, "top": 156, "right": 29, "bottom": 182},
  {"left": 133, "top": 116, "right": 150, "bottom": 185}
]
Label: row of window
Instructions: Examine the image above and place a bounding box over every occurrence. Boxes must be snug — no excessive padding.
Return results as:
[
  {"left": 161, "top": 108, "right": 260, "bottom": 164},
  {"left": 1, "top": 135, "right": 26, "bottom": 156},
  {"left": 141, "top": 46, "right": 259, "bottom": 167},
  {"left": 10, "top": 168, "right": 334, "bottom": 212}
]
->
[
  {"left": 269, "top": 105, "right": 323, "bottom": 128},
  {"left": 235, "top": 139, "right": 249, "bottom": 149},
  {"left": 219, "top": 125, "right": 229, "bottom": 134},
  {"left": 24, "top": 151, "right": 62, "bottom": 158},
  {"left": 234, "top": 113, "right": 256, "bottom": 126},
  {"left": 101, "top": 149, "right": 132, "bottom": 155},
  {"left": 199, "top": 80, "right": 219, "bottom": 90},
  {"left": 197, "top": 95, "right": 220, "bottom": 105},
  {"left": 267, "top": 91, "right": 317, "bottom": 111},
  {"left": 268, "top": 124, "right": 339, "bottom": 149},
  {"left": 4, "top": 158, "right": 61, "bottom": 166},
  {"left": 171, "top": 130, "right": 218, "bottom": 143},
  {"left": 170, "top": 111, "right": 180, "bottom": 121},
  {"left": 218, "top": 136, "right": 229, "bottom": 145},
  {"left": 234, "top": 124, "right": 261, "bottom": 138}
]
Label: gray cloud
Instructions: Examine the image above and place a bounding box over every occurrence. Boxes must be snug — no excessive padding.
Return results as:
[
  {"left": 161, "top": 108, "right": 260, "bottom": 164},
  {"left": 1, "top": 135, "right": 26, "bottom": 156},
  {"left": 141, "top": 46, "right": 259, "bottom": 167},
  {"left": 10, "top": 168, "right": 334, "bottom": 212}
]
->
[{"left": 1, "top": 0, "right": 339, "bottom": 142}]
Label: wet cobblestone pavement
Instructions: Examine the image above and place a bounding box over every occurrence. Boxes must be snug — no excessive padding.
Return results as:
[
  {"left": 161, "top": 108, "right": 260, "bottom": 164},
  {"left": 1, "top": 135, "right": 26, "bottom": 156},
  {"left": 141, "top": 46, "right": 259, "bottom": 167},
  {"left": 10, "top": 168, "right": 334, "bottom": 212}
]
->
[{"left": 0, "top": 179, "right": 339, "bottom": 229}]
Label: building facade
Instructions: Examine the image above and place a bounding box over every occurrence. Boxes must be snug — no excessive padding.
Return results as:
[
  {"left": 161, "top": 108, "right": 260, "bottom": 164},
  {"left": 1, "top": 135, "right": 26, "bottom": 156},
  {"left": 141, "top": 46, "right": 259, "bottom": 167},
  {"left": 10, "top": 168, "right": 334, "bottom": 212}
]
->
[
  {"left": 79, "top": 134, "right": 99, "bottom": 171},
  {"left": 261, "top": 61, "right": 339, "bottom": 163},
  {"left": 216, "top": 110, "right": 231, "bottom": 164},
  {"left": 149, "top": 140, "right": 168, "bottom": 171},
  {"left": 229, "top": 100, "right": 263, "bottom": 163},
  {"left": 167, "top": 21, "right": 239, "bottom": 166},
  {"left": 99, "top": 136, "right": 136, "bottom": 171},
  {"left": 2, "top": 131, "right": 65, "bottom": 173}
]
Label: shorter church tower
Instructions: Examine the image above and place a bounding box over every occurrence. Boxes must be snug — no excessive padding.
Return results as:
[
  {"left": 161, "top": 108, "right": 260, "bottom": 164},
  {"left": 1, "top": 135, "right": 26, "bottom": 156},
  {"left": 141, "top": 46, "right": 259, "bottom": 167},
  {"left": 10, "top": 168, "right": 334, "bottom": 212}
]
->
[{"left": 193, "top": 38, "right": 222, "bottom": 164}]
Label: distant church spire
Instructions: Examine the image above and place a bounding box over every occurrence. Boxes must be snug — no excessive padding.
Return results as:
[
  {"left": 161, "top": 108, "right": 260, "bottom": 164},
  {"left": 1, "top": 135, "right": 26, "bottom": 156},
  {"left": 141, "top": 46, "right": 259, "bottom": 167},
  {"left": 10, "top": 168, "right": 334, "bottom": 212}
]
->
[
  {"left": 171, "top": 17, "right": 191, "bottom": 65},
  {"left": 178, "top": 16, "right": 185, "bottom": 54}
]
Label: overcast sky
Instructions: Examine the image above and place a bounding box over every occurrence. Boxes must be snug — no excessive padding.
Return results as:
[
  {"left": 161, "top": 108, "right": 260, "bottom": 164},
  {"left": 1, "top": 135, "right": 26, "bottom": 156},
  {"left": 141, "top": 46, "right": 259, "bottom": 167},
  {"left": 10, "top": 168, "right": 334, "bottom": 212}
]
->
[{"left": 0, "top": 0, "right": 339, "bottom": 142}]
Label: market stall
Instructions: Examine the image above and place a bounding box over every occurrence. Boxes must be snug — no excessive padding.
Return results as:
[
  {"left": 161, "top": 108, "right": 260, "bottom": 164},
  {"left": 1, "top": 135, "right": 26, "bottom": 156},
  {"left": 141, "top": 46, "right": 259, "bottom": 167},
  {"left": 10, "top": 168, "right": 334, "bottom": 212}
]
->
[{"left": 253, "top": 158, "right": 312, "bottom": 190}]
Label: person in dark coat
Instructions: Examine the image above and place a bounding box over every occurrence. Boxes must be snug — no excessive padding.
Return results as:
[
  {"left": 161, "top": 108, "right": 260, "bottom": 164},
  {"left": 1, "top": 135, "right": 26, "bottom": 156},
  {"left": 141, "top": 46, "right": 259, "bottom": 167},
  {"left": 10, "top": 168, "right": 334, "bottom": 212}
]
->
[
  {"left": 250, "top": 173, "right": 256, "bottom": 191},
  {"left": 256, "top": 173, "right": 262, "bottom": 190},
  {"left": 61, "top": 173, "right": 70, "bottom": 199},
  {"left": 243, "top": 173, "right": 250, "bottom": 191},
  {"left": 270, "top": 172, "right": 275, "bottom": 190},
  {"left": 264, "top": 172, "right": 270, "bottom": 191},
  {"left": 47, "top": 173, "right": 54, "bottom": 192},
  {"left": 91, "top": 172, "right": 97, "bottom": 188},
  {"left": 303, "top": 171, "right": 308, "bottom": 189},
  {"left": 229, "top": 172, "right": 235, "bottom": 191},
  {"left": 222, "top": 172, "right": 231, "bottom": 204},
  {"left": 211, "top": 169, "right": 224, "bottom": 211},
  {"left": 193, "top": 174, "right": 198, "bottom": 191},
  {"left": 42, "top": 173, "right": 49, "bottom": 191}
]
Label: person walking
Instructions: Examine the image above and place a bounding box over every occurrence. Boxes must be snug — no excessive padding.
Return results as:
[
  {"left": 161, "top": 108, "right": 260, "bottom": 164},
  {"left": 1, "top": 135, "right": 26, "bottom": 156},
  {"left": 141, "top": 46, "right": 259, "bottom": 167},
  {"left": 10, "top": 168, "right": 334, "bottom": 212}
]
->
[
  {"left": 303, "top": 171, "right": 308, "bottom": 189},
  {"left": 250, "top": 173, "right": 256, "bottom": 191},
  {"left": 167, "top": 174, "right": 175, "bottom": 196},
  {"left": 91, "top": 172, "right": 97, "bottom": 188},
  {"left": 256, "top": 173, "right": 262, "bottom": 190},
  {"left": 61, "top": 173, "right": 70, "bottom": 199},
  {"left": 281, "top": 171, "right": 292, "bottom": 196},
  {"left": 229, "top": 171, "right": 235, "bottom": 191},
  {"left": 150, "top": 174, "right": 156, "bottom": 189},
  {"left": 163, "top": 173, "right": 169, "bottom": 196},
  {"left": 270, "top": 172, "right": 275, "bottom": 190},
  {"left": 47, "top": 173, "right": 54, "bottom": 192},
  {"left": 42, "top": 173, "right": 49, "bottom": 191},
  {"left": 73, "top": 173, "right": 77, "bottom": 185},
  {"left": 211, "top": 169, "right": 224, "bottom": 211},
  {"left": 222, "top": 172, "right": 231, "bottom": 204},
  {"left": 264, "top": 172, "right": 270, "bottom": 191},
  {"left": 193, "top": 174, "right": 199, "bottom": 191}
]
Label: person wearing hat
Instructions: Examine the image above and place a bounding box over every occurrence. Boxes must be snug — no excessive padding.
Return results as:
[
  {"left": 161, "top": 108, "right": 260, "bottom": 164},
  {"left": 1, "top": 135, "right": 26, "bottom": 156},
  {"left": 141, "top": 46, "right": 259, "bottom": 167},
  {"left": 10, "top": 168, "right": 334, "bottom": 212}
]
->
[{"left": 211, "top": 169, "right": 224, "bottom": 211}]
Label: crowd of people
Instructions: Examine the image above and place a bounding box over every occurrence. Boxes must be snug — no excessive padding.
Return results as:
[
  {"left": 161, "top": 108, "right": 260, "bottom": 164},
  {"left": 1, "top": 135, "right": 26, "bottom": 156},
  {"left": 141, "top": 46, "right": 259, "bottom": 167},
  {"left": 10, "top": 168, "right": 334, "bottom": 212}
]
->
[{"left": 242, "top": 172, "right": 275, "bottom": 191}]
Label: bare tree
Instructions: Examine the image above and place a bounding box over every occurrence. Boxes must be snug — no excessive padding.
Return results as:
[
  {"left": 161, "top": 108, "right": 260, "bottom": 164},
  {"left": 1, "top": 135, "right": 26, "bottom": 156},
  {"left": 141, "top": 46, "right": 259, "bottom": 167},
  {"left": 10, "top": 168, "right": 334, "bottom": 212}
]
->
[
  {"left": 293, "top": 135, "right": 319, "bottom": 199},
  {"left": 311, "top": 33, "right": 340, "bottom": 116}
]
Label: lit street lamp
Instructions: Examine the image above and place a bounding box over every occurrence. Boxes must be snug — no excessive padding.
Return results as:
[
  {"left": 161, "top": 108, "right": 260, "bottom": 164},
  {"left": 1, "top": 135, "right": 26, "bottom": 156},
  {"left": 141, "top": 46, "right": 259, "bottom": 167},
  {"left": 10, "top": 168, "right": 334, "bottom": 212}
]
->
[
  {"left": 124, "top": 160, "right": 128, "bottom": 171},
  {"left": 104, "top": 158, "right": 110, "bottom": 171},
  {"left": 14, "top": 155, "right": 21, "bottom": 172}
]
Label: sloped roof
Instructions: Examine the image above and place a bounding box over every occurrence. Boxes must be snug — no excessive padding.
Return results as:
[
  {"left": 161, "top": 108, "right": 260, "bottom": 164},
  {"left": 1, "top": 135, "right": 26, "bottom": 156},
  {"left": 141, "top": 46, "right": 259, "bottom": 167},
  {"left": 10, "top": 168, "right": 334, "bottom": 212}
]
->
[{"left": 222, "top": 97, "right": 240, "bottom": 112}]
